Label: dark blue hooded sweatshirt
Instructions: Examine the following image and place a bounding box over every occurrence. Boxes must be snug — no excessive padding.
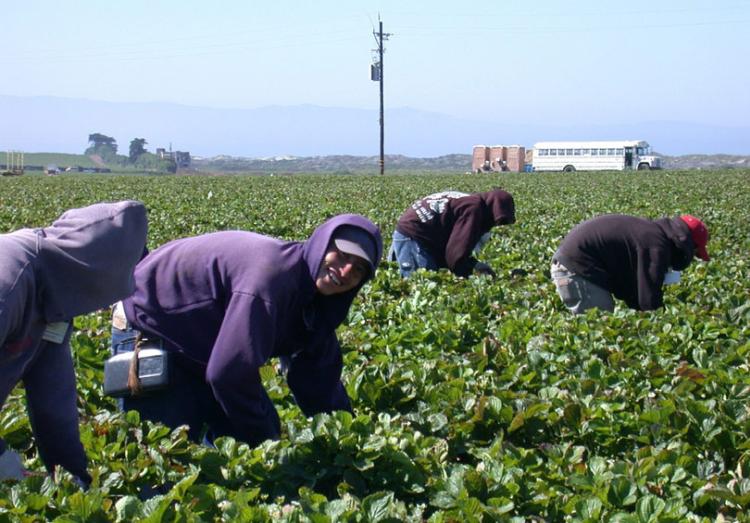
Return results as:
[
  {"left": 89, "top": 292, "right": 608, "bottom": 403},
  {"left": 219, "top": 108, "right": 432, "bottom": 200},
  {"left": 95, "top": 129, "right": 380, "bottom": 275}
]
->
[
  {"left": 554, "top": 214, "right": 696, "bottom": 310},
  {"left": 122, "top": 214, "right": 382, "bottom": 445}
]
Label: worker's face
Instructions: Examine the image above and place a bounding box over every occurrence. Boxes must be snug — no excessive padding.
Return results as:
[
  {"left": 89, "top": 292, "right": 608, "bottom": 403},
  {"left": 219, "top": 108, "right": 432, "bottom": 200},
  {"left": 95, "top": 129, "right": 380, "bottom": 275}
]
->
[{"left": 316, "top": 243, "right": 369, "bottom": 295}]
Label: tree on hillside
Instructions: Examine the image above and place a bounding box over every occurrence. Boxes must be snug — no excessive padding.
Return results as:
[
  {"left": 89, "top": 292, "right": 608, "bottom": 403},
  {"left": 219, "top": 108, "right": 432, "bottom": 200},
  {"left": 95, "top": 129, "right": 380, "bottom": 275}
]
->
[
  {"left": 129, "top": 138, "right": 148, "bottom": 163},
  {"left": 88, "top": 133, "right": 117, "bottom": 150},
  {"left": 85, "top": 132, "right": 118, "bottom": 162}
]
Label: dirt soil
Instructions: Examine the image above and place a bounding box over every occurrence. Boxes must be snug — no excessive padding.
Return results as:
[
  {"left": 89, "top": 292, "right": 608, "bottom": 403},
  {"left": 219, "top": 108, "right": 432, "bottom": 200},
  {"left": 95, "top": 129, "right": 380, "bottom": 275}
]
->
[{"left": 89, "top": 154, "right": 105, "bottom": 167}]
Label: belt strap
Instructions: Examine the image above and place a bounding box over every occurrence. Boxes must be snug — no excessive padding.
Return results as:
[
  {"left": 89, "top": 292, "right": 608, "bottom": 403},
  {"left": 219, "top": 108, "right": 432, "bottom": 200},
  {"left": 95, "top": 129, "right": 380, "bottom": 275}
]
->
[{"left": 127, "top": 332, "right": 144, "bottom": 396}]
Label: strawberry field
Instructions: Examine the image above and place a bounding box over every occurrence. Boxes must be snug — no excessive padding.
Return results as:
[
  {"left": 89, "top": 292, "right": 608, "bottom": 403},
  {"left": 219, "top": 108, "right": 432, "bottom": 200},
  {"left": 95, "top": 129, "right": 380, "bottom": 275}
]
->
[{"left": 1, "top": 169, "right": 749, "bottom": 522}]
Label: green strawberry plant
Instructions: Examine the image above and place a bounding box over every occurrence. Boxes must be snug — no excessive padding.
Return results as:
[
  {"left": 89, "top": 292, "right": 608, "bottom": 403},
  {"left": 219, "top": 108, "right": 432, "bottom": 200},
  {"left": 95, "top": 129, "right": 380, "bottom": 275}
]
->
[{"left": 0, "top": 169, "right": 748, "bottom": 521}]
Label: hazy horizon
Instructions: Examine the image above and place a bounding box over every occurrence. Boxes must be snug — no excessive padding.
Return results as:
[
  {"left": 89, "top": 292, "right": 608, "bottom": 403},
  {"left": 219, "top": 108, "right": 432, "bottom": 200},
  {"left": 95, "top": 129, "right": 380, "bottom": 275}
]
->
[
  {"left": 3, "top": 94, "right": 750, "bottom": 157},
  {"left": 2, "top": 1, "right": 748, "bottom": 156}
]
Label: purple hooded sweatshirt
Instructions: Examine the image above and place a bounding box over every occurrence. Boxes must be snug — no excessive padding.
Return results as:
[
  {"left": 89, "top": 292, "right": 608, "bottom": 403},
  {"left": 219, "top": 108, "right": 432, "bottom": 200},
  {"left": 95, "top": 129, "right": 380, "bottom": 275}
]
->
[
  {"left": 0, "top": 201, "right": 148, "bottom": 480},
  {"left": 396, "top": 189, "right": 516, "bottom": 276},
  {"left": 122, "top": 214, "right": 382, "bottom": 445}
]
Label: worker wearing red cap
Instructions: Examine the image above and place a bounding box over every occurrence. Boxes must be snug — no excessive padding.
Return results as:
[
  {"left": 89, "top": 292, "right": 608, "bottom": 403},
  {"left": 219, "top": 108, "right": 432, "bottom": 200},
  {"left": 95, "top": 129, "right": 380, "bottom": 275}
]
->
[{"left": 551, "top": 214, "right": 710, "bottom": 313}]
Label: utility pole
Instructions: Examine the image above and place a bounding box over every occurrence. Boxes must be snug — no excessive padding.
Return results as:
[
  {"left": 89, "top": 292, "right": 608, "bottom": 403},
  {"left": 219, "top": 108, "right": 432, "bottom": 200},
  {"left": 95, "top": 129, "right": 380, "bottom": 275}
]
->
[{"left": 371, "top": 18, "right": 391, "bottom": 175}]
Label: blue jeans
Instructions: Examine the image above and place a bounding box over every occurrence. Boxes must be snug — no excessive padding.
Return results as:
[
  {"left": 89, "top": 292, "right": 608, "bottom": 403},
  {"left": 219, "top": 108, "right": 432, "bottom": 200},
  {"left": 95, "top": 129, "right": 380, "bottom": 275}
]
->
[
  {"left": 111, "top": 317, "right": 234, "bottom": 444},
  {"left": 389, "top": 230, "right": 438, "bottom": 277},
  {"left": 550, "top": 260, "right": 615, "bottom": 314}
]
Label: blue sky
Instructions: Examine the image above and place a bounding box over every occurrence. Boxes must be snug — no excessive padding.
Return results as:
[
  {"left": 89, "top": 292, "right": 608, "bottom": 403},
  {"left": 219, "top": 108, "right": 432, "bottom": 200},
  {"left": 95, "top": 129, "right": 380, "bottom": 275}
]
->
[{"left": 3, "top": 1, "right": 749, "bottom": 129}]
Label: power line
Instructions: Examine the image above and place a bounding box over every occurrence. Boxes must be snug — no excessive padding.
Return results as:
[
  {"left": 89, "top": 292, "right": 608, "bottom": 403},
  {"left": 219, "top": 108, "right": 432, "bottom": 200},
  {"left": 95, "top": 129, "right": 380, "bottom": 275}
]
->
[
  {"left": 394, "top": 17, "right": 749, "bottom": 37},
  {"left": 382, "top": 3, "right": 750, "bottom": 21},
  {"left": 0, "top": 33, "right": 364, "bottom": 66}
]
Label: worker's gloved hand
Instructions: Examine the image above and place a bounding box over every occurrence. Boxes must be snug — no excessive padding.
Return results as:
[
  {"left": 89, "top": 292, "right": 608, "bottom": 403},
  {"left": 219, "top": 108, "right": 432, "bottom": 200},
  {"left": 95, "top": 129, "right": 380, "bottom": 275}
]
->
[
  {"left": 72, "top": 475, "right": 90, "bottom": 490},
  {"left": 474, "top": 262, "right": 496, "bottom": 278},
  {"left": 0, "top": 449, "right": 28, "bottom": 481}
]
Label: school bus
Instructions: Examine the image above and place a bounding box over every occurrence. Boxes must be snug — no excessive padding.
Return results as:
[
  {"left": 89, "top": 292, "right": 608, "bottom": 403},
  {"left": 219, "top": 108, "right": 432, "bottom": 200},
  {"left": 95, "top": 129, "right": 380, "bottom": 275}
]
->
[{"left": 532, "top": 140, "right": 662, "bottom": 172}]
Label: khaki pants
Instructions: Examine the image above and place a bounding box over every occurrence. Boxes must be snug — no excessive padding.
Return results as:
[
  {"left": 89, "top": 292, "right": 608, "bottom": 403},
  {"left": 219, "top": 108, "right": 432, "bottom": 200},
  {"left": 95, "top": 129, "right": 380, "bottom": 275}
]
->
[{"left": 550, "top": 260, "right": 614, "bottom": 314}]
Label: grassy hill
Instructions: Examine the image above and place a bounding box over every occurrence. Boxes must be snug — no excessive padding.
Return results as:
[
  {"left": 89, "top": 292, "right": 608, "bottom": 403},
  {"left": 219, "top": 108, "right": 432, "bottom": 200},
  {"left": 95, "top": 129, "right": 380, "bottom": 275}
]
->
[
  {"left": 7, "top": 152, "right": 750, "bottom": 175},
  {"left": 8, "top": 152, "right": 100, "bottom": 169},
  {"left": 2, "top": 152, "right": 177, "bottom": 174}
]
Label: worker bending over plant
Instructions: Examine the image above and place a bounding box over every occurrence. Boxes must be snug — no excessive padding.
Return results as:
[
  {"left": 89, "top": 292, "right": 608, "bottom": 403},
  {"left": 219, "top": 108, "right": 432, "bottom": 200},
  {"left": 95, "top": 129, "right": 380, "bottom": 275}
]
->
[
  {"left": 109, "top": 214, "right": 382, "bottom": 447},
  {"left": 0, "top": 201, "right": 148, "bottom": 484},
  {"left": 551, "top": 214, "right": 710, "bottom": 313},
  {"left": 390, "top": 189, "right": 516, "bottom": 278}
]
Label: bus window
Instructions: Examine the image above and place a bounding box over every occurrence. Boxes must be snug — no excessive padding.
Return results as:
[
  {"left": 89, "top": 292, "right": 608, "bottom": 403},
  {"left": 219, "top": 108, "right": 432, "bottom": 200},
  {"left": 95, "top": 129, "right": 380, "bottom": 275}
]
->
[
  {"left": 607, "top": 148, "right": 615, "bottom": 155},
  {"left": 550, "top": 149, "right": 557, "bottom": 156},
  {"left": 615, "top": 148, "right": 623, "bottom": 155},
  {"left": 574, "top": 149, "right": 581, "bottom": 156},
  {"left": 565, "top": 149, "right": 573, "bottom": 155},
  {"left": 582, "top": 149, "right": 590, "bottom": 155},
  {"left": 599, "top": 148, "right": 607, "bottom": 155},
  {"left": 591, "top": 149, "right": 598, "bottom": 156}
]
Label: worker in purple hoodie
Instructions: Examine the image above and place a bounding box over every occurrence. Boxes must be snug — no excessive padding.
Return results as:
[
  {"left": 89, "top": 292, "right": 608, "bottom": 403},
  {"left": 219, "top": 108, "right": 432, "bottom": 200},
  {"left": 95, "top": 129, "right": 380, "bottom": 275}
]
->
[
  {"left": 390, "top": 189, "right": 516, "bottom": 277},
  {"left": 0, "top": 201, "right": 148, "bottom": 483},
  {"left": 110, "top": 214, "right": 382, "bottom": 447}
]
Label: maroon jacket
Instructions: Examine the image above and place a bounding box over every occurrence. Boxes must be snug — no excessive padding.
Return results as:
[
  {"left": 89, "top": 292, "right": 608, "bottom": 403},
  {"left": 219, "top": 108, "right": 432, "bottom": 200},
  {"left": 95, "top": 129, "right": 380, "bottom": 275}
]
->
[{"left": 396, "top": 189, "right": 515, "bottom": 276}]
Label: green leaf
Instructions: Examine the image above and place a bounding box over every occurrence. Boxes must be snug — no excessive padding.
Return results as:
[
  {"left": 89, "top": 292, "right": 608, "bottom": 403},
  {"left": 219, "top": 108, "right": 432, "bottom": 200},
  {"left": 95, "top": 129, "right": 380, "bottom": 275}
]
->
[
  {"left": 508, "top": 412, "right": 525, "bottom": 432},
  {"left": 115, "top": 496, "right": 142, "bottom": 522},
  {"left": 608, "top": 513, "right": 639, "bottom": 523},
  {"left": 24, "top": 493, "right": 49, "bottom": 512},
  {"left": 607, "top": 477, "right": 638, "bottom": 507},
  {"left": 636, "top": 495, "right": 665, "bottom": 522},
  {"left": 362, "top": 491, "right": 394, "bottom": 522},
  {"left": 575, "top": 497, "right": 603, "bottom": 520}
]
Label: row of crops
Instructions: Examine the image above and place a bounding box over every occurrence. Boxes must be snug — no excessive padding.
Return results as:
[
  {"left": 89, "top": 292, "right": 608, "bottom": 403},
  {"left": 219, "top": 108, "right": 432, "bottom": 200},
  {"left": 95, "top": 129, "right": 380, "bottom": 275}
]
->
[{"left": 1, "top": 169, "right": 749, "bottom": 521}]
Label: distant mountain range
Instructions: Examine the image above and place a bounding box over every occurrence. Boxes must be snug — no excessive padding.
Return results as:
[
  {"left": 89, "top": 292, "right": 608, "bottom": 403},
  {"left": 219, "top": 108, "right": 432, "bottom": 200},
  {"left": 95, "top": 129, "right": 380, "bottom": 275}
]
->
[{"left": 1, "top": 95, "right": 749, "bottom": 157}]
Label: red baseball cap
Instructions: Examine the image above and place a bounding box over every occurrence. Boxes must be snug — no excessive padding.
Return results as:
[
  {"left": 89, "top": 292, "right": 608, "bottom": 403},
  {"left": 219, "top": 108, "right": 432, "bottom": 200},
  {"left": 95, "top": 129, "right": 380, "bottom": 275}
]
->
[{"left": 680, "top": 215, "right": 710, "bottom": 261}]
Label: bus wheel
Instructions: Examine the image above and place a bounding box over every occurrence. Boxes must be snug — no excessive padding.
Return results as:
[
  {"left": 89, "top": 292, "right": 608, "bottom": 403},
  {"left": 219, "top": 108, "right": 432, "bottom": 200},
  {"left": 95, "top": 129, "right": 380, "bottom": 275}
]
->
[
  {"left": 637, "top": 163, "right": 650, "bottom": 171},
  {"left": 563, "top": 165, "right": 576, "bottom": 173}
]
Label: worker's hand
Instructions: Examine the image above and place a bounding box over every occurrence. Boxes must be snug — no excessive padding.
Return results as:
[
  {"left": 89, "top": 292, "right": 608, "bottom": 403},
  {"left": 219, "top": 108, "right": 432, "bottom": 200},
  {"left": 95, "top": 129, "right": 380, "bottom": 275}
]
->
[
  {"left": 0, "top": 450, "right": 28, "bottom": 481},
  {"left": 72, "top": 475, "right": 90, "bottom": 490},
  {"left": 474, "top": 262, "right": 496, "bottom": 278}
]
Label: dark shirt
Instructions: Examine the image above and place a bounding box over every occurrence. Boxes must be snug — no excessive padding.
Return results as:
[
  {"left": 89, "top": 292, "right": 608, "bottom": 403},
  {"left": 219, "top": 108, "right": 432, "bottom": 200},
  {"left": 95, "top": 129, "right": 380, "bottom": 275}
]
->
[
  {"left": 554, "top": 214, "right": 695, "bottom": 310},
  {"left": 396, "top": 189, "right": 515, "bottom": 276}
]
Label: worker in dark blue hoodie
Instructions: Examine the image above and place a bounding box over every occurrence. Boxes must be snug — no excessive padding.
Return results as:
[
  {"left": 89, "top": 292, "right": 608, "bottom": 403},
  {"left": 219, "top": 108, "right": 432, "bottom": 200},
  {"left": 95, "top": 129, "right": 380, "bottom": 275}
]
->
[
  {"left": 111, "top": 214, "right": 382, "bottom": 447},
  {"left": 551, "top": 214, "right": 710, "bottom": 313},
  {"left": 0, "top": 201, "right": 148, "bottom": 483}
]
